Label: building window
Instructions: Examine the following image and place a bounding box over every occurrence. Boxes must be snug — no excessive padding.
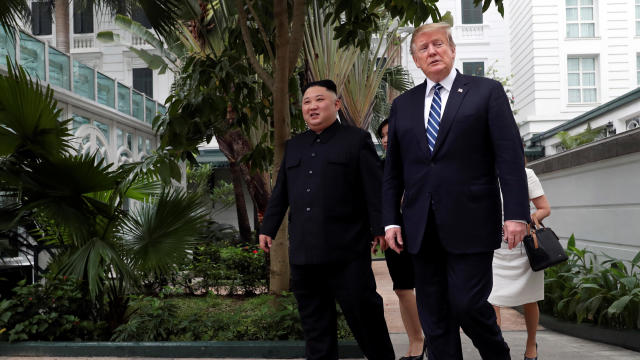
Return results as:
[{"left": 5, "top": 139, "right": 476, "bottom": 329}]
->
[
  {"left": 463, "top": 62, "right": 484, "bottom": 77},
  {"left": 568, "top": 56, "right": 597, "bottom": 103},
  {"left": 73, "top": 0, "right": 94, "bottom": 34},
  {"left": 31, "top": 2, "right": 52, "bottom": 36},
  {"left": 566, "top": 0, "right": 595, "bottom": 38},
  {"left": 636, "top": 0, "right": 640, "bottom": 35},
  {"left": 132, "top": 68, "right": 153, "bottom": 98},
  {"left": 461, "top": 0, "right": 483, "bottom": 24}
]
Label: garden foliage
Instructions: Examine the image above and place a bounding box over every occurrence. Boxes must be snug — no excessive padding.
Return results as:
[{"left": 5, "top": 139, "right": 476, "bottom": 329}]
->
[{"left": 543, "top": 235, "right": 640, "bottom": 329}]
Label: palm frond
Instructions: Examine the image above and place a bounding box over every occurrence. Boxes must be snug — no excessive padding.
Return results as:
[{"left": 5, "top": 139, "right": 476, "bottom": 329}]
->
[
  {"left": 304, "top": 0, "right": 359, "bottom": 93},
  {"left": 0, "top": 0, "right": 30, "bottom": 31},
  {"left": 119, "top": 187, "right": 208, "bottom": 275},
  {"left": 0, "top": 60, "right": 73, "bottom": 159}
]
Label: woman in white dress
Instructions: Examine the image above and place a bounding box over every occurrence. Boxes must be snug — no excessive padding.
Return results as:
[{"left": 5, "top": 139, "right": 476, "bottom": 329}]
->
[{"left": 490, "top": 167, "right": 550, "bottom": 360}]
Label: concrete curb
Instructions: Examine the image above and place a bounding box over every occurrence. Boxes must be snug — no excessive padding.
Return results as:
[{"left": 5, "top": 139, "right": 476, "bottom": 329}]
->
[
  {"left": 0, "top": 341, "right": 363, "bottom": 358},
  {"left": 537, "top": 312, "right": 640, "bottom": 353}
]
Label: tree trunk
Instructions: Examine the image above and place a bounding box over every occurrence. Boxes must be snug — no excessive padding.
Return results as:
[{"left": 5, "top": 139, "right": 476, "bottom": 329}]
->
[
  {"left": 268, "top": 0, "right": 293, "bottom": 295},
  {"left": 228, "top": 160, "right": 252, "bottom": 242},
  {"left": 54, "top": 0, "right": 70, "bottom": 53}
]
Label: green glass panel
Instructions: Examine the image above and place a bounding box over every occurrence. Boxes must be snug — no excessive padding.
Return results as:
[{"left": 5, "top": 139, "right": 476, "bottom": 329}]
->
[
  {"left": 0, "top": 26, "right": 17, "bottom": 68},
  {"left": 94, "top": 120, "right": 109, "bottom": 143},
  {"left": 48, "top": 47, "right": 70, "bottom": 89},
  {"left": 19, "top": 32, "right": 45, "bottom": 80},
  {"left": 145, "top": 139, "right": 151, "bottom": 154},
  {"left": 138, "top": 136, "right": 144, "bottom": 153},
  {"left": 73, "top": 60, "right": 94, "bottom": 100},
  {"left": 97, "top": 72, "right": 115, "bottom": 108},
  {"left": 636, "top": 21, "right": 640, "bottom": 37},
  {"left": 126, "top": 132, "right": 132, "bottom": 150},
  {"left": 637, "top": 6, "right": 640, "bottom": 19},
  {"left": 117, "top": 83, "right": 131, "bottom": 115},
  {"left": 72, "top": 114, "right": 90, "bottom": 133},
  {"left": 567, "top": 58, "right": 579, "bottom": 71},
  {"left": 145, "top": 97, "right": 155, "bottom": 124},
  {"left": 566, "top": 0, "right": 577, "bottom": 6},
  {"left": 158, "top": 104, "right": 167, "bottom": 115},
  {"left": 566, "top": 8, "right": 578, "bottom": 21},
  {"left": 581, "top": 0, "right": 593, "bottom": 5},
  {"left": 132, "top": 91, "right": 144, "bottom": 121}
]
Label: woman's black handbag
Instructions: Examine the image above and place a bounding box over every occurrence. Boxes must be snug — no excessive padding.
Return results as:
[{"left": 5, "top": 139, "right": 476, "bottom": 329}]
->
[{"left": 523, "top": 218, "right": 568, "bottom": 272}]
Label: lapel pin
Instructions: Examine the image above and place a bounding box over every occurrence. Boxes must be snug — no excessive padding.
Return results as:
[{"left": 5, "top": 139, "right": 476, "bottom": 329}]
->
[{"left": 457, "top": 88, "right": 463, "bottom": 93}]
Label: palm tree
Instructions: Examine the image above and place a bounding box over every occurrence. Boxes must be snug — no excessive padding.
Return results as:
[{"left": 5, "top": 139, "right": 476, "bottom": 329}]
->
[
  {"left": 304, "top": 1, "right": 414, "bottom": 132},
  {"left": 0, "top": 60, "right": 208, "bottom": 326}
]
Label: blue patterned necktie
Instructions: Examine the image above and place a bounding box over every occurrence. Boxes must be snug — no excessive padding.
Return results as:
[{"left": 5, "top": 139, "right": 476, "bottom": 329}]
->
[{"left": 426, "top": 83, "right": 443, "bottom": 152}]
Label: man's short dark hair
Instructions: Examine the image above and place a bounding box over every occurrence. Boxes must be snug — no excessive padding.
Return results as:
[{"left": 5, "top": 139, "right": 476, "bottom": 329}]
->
[
  {"left": 377, "top": 118, "right": 389, "bottom": 138},
  {"left": 302, "top": 79, "right": 337, "bottom": 96}
]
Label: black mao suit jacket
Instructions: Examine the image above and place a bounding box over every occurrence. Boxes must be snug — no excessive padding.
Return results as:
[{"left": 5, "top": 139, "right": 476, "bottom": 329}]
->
[
  {"left": 261, "top": 121, "right": 384, "bottom": 265},
  {"left": 383, "top": 71, "right": 530, "bottom": 254}
]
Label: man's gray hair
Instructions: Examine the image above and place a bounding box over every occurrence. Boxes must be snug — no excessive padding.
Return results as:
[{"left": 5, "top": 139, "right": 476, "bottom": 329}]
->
[{"left": 410, "top": 23, "right": 456, "bottom": 55}]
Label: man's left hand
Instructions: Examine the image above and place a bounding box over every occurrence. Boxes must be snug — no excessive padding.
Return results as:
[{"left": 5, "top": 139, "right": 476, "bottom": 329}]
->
[{"left": 503, "top": 220, "right": 527, "bottom": 250}]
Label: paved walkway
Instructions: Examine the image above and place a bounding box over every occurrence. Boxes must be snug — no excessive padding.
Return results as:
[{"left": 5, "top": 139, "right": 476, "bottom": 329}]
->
[{"left": 1, "top": 261, "right": 638, "bottom": 359}]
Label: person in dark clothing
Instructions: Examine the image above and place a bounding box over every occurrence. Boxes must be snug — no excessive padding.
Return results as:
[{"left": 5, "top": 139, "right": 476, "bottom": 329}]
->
[
  {"left": 377, "top": 119, "right": 425, "bottom": 360},
  {"left": 259, "top": 79, "right": 394, "bottom": 360}
]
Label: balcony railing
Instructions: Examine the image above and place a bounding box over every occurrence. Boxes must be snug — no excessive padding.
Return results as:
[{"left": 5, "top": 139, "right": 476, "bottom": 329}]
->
[
  {"left": 455, "top": 24, "right": 485, "bottom": 41},
  {"left": 0, "top": 26, "right": 167, "bottom": 125},
  {"left": 0, "top": 26, "right": 168, "bottom": 166},
  {"left": 72, "top": 33, "right": 96, "bottom": 50}
]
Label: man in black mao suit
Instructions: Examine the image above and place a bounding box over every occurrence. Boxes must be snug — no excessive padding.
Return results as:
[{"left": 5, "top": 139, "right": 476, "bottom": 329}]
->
[
  {"left": 259, "top": 80, "right": 394, "bottom": 360},
  {"left": 383, "top": 23, "right": 530, "bottom": 359}
]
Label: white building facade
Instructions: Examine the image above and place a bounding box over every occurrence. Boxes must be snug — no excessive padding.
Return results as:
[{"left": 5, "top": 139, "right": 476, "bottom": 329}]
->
[
  {"left": 506, "top": 0, "right": 640, "bottom": 142},
  {"left": 23, "top": 0, "right": 174, "bottom": 104},
  {"left": 400, "top": 0, "right": 513, "bottom": 91}
]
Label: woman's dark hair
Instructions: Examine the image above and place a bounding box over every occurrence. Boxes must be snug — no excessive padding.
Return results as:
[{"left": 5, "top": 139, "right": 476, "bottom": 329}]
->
[{"left": 377, "top": 118, "right": 389, "bottom": 138}]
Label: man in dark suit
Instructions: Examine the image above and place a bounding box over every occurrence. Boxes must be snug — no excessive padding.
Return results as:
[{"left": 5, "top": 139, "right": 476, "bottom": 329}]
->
[
  {"left": 259, "top": 80, "right": 394, "bottom": 360},
  {"left": 383, "top": 23, "right": 530, "bottom": 359}
]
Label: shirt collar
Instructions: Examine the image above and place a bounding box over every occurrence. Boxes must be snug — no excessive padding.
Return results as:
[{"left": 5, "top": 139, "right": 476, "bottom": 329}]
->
[
  {"left": 425, "top": 67, "right": 457, "bottom": 94},
  {"left": 306, "top": 119, "right": 340, "bottom": 144}
]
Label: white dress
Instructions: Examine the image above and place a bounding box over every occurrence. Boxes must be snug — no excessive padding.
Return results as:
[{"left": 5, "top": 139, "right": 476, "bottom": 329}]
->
[{"left": 489, "top": 168, "right": 545, "bottom": 307}]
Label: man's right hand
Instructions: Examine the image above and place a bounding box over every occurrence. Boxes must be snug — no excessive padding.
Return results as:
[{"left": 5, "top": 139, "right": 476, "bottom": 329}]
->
[
  {"left": 259, "top": 234, "right": 272, "bottom": 253},
  {"left": 385, "top": 227, "right": 404, "bottom": 254}
]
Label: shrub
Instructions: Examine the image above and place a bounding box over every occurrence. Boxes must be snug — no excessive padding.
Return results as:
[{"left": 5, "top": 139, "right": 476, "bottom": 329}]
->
[
  {"left": 179, "top": 242, "right": 268, "bottom": 296},
  {"left": 0, "top": 275, "right": 108, "bottom": 342},
  {"left": 542, "top": 235, "right": 640, "bottom": 329},
  {"left": 112, "top": 292, "right": 353, "bottom": 341}
]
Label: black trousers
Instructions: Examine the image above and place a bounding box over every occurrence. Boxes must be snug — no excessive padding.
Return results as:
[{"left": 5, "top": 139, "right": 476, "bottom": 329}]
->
[
  {"left": 412, "top": 210, "right": 510, "bottom": 360},
  {"left": 290, "top": 254, "right": 395, "bottom": 360}
]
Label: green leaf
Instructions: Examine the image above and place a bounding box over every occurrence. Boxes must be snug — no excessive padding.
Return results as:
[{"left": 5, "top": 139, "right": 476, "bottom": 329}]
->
[
  {"left": 127, "top": 47, "right": 167, "bottom": 70},
  {"left": 96, "top": 31, "right": 120, "bottom": 43},
  {"left": 607, "top": 295, "right": 632, "bottom": 314}
]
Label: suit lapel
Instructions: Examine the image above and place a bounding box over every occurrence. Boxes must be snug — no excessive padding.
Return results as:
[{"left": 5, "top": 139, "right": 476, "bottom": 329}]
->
[
  {"left": 431, "top": 72, "right": 470, "bottom": 157},
  {"left": 410, "top": 82, "right": 429, "bottom": 159}
]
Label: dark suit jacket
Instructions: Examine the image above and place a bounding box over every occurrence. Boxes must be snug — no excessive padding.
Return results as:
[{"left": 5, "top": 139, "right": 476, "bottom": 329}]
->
[
  {"left": 383, "top": 71, "right": 530, "bottom": 254},
  {"left": 261, "top": 121, "right": 384, "bottom": 265}
]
